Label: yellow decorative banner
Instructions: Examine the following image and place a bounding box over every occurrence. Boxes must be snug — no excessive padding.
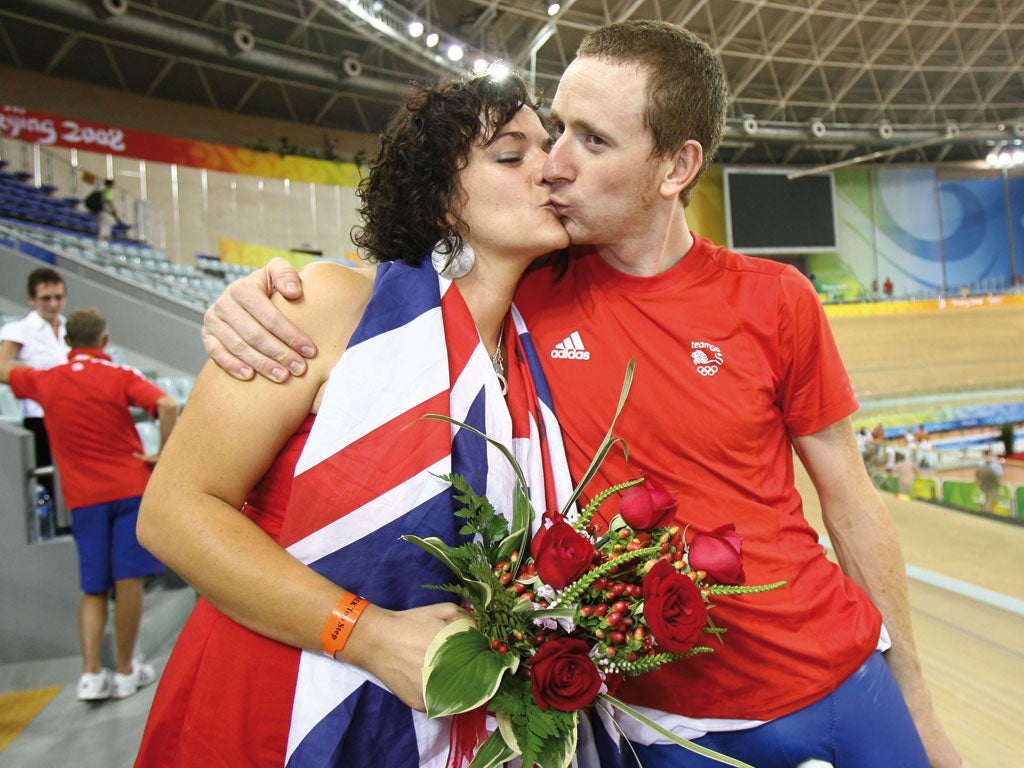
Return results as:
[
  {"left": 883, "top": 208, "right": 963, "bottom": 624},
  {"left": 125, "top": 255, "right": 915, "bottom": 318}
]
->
[
  {"left": 219, "top": 237, "right": 321, "bottom": 269},
  {"left": 824, "top": 292, "right": 1024, "bottom": 317}
]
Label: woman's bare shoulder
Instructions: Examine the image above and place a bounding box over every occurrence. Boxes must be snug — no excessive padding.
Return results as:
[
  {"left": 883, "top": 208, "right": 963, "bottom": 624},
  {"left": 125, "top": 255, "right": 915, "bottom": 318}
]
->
[{"left": 276, "top": 261, "right": 376, "bottom": 372}]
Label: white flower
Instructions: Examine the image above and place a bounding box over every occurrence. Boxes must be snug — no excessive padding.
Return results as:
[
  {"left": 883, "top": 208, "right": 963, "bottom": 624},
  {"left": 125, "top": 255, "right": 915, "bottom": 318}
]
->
[{"left": 535, "top": 583, "right": 556, "bottom": 602}]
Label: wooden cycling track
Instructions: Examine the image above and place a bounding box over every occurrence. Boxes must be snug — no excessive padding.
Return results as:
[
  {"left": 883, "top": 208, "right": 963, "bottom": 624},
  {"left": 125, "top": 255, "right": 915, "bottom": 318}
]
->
[{"left": 798, "top": 300, "right": 1024, "bottom": 767}]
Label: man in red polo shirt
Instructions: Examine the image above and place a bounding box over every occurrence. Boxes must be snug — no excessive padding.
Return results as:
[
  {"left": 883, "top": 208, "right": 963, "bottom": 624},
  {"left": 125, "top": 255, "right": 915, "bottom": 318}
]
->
[{"left": 1, "top": 307, "right": 178, "bottom": 702}]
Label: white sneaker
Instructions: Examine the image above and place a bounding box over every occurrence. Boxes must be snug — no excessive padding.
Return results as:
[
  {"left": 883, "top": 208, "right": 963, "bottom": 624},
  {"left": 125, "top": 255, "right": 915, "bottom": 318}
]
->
[
  {"left": 77, "top": 669, "right": 113, "bottom": 701},
  {"left": 112, "top": 661, "right": 158, "bottom": 700}
]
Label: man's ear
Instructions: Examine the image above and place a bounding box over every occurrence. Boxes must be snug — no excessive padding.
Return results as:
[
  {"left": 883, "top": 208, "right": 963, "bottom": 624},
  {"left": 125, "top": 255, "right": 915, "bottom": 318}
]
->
[{"left": 659, "top": 140, "right": 703, "bottom": 199}]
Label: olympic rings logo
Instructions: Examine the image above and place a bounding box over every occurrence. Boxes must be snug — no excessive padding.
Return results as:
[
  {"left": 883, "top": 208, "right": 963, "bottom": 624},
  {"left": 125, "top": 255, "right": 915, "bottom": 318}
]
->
[{"left": 695, "top": 364, "right": 719, "bottom": 376}]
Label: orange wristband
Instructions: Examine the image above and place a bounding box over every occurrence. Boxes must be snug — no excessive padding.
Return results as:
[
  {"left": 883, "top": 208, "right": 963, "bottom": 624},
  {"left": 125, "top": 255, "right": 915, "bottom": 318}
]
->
[{"left": 320, "top": 592, "right": 369, "bottom": 658}]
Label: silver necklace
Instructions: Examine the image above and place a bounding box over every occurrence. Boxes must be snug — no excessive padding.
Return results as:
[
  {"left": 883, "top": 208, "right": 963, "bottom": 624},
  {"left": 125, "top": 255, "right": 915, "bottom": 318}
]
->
[{"left": 491, "top": 328, "right": 508, "bottom": 396}]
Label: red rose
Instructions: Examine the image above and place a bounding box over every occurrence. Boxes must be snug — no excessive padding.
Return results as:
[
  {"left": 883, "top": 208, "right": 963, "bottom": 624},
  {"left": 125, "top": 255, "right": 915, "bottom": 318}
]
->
[
  {"left": 532, "top": 517, "right": 595, "bottom": 589},
  {"left": 642, "top": 559, "right": 708, "bottom": 653},
  {"left": 688, "top": 524, "right": 745, "bottom": 585},
  {"left": 527, "top": 637, "right": 602, "bottom": 712},
  {"left": 619, "top": 479, "right": 678, "bottom": 531}
]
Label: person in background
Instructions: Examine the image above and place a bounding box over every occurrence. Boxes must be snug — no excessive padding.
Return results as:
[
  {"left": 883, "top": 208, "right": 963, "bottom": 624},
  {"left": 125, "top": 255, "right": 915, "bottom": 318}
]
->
[
  {"left": 199, "top": 20, "right": 960, "bottom": 768},
  {"left": 855, "top": 427, "right": 873, "bottom": 468},
  {"left": 97, "top": 178, "right": 120, "bottom": 241},
  {"left": 0, "top": 267, "right": 70, "bottom": 502},
  {"left": 904, "top": 426, "right": 917, "bottom": 447},
  {"left": 892, "top": 451, "right": 917, "bottom": 494},
  {"left": 975, "top": 449, "right": 1003, "bottom": 514},
  {"left": 0, "top": 308, "right": 177, "bottom": 701}
]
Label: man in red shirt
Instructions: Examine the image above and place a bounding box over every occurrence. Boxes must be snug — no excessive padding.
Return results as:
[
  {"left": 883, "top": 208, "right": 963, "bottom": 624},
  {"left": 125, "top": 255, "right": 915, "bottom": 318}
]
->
[
  {"left": 198, "top": 22, "right": 960, "bottom": 768},
  {"left": 1, "top": 308, "right": 178, "bottom": 702}
]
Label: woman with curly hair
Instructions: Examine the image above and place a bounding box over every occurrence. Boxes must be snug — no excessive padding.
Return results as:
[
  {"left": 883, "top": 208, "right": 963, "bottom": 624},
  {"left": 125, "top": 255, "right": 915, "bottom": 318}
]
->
[{"left": 134, "top": 72, "right": 573, "bottom": 767}]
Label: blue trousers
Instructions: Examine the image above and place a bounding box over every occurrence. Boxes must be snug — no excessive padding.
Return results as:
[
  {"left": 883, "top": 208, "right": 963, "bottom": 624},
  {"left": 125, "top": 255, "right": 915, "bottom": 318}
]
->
[{"left": 622, "top": 652, "right": 928, "bottom": 768}]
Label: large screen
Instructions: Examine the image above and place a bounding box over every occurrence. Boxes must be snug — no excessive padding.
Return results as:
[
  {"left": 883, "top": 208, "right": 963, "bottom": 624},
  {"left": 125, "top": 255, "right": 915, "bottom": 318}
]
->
[{"left": 724, "top": 168, "right": 838, "bottom": 254}]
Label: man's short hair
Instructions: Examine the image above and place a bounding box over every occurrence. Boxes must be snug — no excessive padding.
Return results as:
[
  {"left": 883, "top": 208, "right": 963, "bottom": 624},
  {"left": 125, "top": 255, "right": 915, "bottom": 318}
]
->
[
  {"left": 577, "top": 20, "right": 728, "bottom": 205},
  {"left": 27, "top": 268, "right": 65, "bottom": 299},
  {"left": 65, "top": 308, "right": 107, "bottom": 349}
]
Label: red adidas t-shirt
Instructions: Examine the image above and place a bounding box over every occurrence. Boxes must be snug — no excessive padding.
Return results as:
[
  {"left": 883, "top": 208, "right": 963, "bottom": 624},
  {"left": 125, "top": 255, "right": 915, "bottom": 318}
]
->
[
  {"left": 9, "top": 349, "right": 166, "bottom": 509},
  {"left": 515, "top": 236, "right": 881, "bottom": 720}
]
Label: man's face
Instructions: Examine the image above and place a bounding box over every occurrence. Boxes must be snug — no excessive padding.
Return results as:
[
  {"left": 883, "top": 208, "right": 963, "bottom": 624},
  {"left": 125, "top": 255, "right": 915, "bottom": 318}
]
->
[
  {"left": 28, "top": 282, "right": 67, "bottom": 323},
  {"left": 543, "top": 57, "right": 668, "bottom": 251}
]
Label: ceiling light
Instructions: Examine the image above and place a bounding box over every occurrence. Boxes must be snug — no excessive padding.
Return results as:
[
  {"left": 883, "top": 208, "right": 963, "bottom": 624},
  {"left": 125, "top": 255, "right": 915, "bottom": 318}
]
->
[
  {"left": 547, "top": 3, "right": 560, "bottom": 15},
  {"left": 407, "top": 20, "right": 423, "bottom": 37},
  {"left": 487, "top": 61, "right": 511, "bottom": 80},
  {"left": 425, "top": 32, "right": 439, "bottom": 47},
  {"left": 447, "top": 44, "right": 464, "bottom": 61},
  {"left": 987, "top": 149, "right": 1024, "bottom": 169}
]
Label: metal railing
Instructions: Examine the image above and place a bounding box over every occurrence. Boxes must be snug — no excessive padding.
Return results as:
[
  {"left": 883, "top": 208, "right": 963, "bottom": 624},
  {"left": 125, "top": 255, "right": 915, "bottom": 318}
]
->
[{"left": 0, "top": 135, "right": 165, "bottom": 248}]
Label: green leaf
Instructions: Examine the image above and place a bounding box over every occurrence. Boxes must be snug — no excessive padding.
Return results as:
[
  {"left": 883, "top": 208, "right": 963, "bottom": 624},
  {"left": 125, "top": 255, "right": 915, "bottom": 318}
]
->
[
  {"left": 401, "top": 535, "right": 493, "bottom": 608},
  {"left": 495, "top": 525, "right": 529, "bottom": 566},
  {"left": 559, "top": 359, "right": 636, "bottom": 518},
  {"left": 497, "top": 699, "right": 577, "bottom": 768},
  {"left": 421, "top": 417, "right": 538, "bottom": 580},
  {"left": 495, "top": 710, "right": 522, "bottom": 756},
  {"left": 422, "top": 619, "right": 518, "bottom": 718},
  {"left": 706, "top": 580, "right": 787, "bottom": 595},
  {"left": 528, "top": 605, "right": 576, "bottom": 621},
  {"left": 444, "top": 473, "right": 510, "bottom": 555},
  {"left": 497, "top": 485, "right": 533, "bottom": 578},
  {"left": 422, "top": 414, "right": 529, "bottom": 491},
  {"left": 535, "top": 720, "right": 576, "bottom": 768},
  {"left": 467, "top": 729, "right": 517, "bottom": 768},
  {"left": 401, "top": 534, "right": 469, "bottom": 575}
]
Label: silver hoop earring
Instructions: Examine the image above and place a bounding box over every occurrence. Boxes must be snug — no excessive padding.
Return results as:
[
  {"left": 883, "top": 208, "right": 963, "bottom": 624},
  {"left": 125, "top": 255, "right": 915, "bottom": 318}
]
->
[{"left": 430, "top": 236, "right": 475, "bottom": 279}]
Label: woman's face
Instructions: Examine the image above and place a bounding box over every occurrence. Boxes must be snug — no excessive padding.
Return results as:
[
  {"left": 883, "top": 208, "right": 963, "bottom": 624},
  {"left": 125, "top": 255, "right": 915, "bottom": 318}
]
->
[{"left": 455, "top": 107, "right": 569, "bottom": 264}]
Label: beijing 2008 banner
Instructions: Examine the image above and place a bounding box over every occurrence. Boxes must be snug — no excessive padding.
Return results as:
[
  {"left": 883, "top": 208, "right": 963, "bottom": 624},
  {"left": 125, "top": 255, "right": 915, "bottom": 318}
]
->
[{"left": 0, "top": 103, "right": 361, "bottom": 187}]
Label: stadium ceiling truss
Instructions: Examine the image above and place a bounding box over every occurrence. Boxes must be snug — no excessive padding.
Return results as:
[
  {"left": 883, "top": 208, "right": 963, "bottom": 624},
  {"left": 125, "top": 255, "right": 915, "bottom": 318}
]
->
[{"left": 3, "top": 0, "right": 1024, "bottom": 167}]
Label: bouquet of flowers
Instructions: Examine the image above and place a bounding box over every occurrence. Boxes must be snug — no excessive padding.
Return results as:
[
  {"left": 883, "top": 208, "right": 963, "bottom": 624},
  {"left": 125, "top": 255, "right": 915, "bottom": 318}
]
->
[{"left": 404, "top": 362, "right": 784, "bottom": 768}]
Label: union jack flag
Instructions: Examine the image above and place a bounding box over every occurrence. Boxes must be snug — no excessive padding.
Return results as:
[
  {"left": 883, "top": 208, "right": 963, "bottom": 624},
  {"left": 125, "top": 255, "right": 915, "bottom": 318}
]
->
[{"left": 279, "top": 260, "right": 573, "bottom": 767}]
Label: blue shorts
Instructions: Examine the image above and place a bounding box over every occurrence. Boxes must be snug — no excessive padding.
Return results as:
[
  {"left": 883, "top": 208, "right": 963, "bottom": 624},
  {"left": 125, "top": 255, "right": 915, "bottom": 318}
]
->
[
  {"left": 72, "top": 496, "right": 164, "bottom": 594},
  {"left": 623, "top": 651, "right": 928, "bottom": 768}
]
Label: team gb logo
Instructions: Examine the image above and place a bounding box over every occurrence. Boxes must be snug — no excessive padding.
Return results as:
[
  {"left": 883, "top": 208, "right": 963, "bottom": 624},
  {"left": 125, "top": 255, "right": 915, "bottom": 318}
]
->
[{"left": 690, "top": 341, "right": 723, "bottom": 376}]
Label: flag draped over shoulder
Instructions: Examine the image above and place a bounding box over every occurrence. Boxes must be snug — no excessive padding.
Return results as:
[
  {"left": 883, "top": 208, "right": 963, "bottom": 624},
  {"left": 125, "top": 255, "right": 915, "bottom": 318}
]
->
[{"left": 278, "top": 259, "right": 573, "bottom": 768}]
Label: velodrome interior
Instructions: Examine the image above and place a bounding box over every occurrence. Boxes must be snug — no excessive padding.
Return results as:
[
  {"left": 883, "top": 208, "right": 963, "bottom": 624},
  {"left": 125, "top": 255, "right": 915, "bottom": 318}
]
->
[{"left": 2, "top": 3, "right": 1024, "bottom": 767}]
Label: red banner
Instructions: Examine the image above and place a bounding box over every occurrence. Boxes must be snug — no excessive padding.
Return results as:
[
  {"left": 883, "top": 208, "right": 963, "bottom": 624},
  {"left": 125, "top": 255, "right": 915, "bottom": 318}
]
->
[
  {"left": 0, "top": 103, "right": 361, "bottom": 187},
  {"left": 2, "top": 103, "right": 183, "bottom": 158}
]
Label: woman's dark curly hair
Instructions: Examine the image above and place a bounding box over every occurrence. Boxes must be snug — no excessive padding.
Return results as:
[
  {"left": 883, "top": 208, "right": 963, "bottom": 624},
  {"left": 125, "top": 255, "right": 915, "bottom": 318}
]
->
[{"left": 352, "top": 72, "right": 539, "bottom": 265}]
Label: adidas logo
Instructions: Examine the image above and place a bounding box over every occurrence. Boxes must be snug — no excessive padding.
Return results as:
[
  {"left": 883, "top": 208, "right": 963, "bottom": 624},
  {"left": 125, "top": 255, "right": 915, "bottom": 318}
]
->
[{"left": 551, "top": 331, "right": 591, "bottom": 360}]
